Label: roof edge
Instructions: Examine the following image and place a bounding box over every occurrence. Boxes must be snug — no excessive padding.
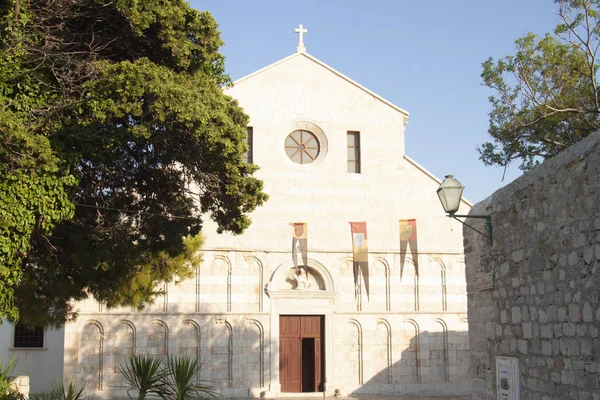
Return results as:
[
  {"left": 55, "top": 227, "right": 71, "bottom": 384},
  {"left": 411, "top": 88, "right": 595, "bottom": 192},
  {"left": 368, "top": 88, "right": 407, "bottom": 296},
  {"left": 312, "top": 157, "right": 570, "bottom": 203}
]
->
[
  {"left": 403, "top": 155, "right": 473, "bottom": 207},
  {"left": 231, "top": 52, "right": 300, "bottom": 87},
  {"left": 231, "top": 52, "right": 410, "bottom": 117}
]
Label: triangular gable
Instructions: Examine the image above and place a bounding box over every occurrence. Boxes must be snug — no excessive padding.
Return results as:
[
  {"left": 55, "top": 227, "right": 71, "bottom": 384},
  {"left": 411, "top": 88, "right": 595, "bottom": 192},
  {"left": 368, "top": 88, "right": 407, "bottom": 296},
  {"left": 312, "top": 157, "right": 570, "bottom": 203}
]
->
[
  {"left": 404, "top": 155, "right": 473, "bottom": 208},
  {"left": 231, "top": 52, "right": 409, "bottom": 117}
]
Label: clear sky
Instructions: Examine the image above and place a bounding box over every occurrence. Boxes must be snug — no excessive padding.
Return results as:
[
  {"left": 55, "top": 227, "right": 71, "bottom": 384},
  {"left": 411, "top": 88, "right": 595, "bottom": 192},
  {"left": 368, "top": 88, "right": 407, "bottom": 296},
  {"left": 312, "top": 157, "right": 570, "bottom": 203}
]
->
[{"left": 190, "top": 0, "right": 559, "bottom": 203}]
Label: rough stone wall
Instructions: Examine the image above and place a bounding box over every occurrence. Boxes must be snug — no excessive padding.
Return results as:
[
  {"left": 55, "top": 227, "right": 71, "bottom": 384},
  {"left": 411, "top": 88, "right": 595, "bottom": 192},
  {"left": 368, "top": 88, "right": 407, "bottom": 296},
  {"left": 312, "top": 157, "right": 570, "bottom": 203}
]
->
[{"left": 465, "top": 131, "right": 600, "bottom": 400}]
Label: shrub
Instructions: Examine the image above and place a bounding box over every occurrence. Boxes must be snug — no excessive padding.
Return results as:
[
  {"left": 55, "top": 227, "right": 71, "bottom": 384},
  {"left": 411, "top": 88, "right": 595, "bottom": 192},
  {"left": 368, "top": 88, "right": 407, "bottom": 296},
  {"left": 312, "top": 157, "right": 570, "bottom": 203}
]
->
[{"left": 118, "top": 354, "right": 218, "bottom": 400}]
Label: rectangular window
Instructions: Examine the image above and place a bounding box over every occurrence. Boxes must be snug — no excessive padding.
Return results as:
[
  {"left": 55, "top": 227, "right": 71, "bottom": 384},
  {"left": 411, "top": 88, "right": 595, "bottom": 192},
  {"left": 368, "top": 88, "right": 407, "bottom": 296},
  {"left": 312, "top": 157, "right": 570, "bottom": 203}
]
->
[
  {"left": 242, "top": 127, "right": 253, "bottom": 163},
  {"left": 14, "top": 323, "right": 44, "bottom": 348},
  {"left": 347, "top": 131, "right": 361, "bottom": 173}
]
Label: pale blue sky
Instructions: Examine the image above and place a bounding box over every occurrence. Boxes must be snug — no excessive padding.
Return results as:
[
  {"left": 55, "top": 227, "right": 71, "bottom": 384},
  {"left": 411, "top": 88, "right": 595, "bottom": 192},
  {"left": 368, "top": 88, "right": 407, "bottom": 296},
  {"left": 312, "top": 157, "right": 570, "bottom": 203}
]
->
[{"left": 190, "top": 0, "right": 558, "bottom": 203}]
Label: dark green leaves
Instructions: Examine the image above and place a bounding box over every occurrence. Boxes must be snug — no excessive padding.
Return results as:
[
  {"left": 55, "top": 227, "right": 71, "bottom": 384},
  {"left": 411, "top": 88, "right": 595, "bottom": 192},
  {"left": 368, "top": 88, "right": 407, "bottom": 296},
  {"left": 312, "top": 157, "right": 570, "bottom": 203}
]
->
[
  {"left": 0, "top": 0, "right": 267, "bottom": 326},
  {"left": 118, "top": 354, "right": 217, "bottom": 400}
]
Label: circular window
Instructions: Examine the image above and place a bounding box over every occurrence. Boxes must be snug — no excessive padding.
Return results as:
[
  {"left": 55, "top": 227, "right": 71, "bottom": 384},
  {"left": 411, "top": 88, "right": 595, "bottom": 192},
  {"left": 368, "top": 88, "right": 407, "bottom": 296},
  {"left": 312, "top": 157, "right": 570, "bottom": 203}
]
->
[{"left": 285, "top": 130, "right": 321, "bottom": 164}]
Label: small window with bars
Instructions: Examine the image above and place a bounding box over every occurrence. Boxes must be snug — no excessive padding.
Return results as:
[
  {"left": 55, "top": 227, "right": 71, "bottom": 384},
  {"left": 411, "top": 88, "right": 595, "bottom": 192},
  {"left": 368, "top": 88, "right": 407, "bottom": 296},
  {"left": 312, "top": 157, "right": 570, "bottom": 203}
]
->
[
  {"left": 242, "top": 127, "right": 253, "bottom": 163},
  {"left": 14, "top": 323, "right": 44, "bottom": 348},
  {"left": 347, "top": 131, "right": 361, "bottom": 173}
]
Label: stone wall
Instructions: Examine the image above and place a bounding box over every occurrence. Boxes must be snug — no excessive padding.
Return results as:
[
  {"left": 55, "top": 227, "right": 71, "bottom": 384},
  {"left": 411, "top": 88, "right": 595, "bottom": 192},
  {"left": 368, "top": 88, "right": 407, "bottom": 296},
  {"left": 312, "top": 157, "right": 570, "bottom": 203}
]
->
[
  {"left": 0, "top": 49, "right": 478, "bottom": 398},
  {"left": 66, "top": 249, "right": 471, "bottom": 398},
  {"left": 465, "top": 131, "right": 600, "bottom": 400}
]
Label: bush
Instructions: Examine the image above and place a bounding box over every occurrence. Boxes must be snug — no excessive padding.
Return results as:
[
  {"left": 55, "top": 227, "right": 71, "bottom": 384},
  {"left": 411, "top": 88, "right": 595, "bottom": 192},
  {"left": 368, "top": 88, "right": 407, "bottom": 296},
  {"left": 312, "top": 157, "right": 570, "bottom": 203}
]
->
[
  {"left": 0, "top": 357, "right": 26, "bottom": 400},
  {"left": 119, "top": 354, "right": 217, "bottom": 400}
]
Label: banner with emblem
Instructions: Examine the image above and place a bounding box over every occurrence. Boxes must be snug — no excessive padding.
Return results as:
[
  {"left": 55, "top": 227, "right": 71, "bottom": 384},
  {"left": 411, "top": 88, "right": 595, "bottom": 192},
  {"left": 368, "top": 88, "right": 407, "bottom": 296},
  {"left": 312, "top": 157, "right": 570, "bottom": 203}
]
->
[
  {"left": 400, "top": 219, "right": 419, "bottom": 277},
  {"left": 291, "top": 223, "right": 308, "bottom": 275},
  {"left": 350, "top": 221, "right": 370, "bottom": 298}
]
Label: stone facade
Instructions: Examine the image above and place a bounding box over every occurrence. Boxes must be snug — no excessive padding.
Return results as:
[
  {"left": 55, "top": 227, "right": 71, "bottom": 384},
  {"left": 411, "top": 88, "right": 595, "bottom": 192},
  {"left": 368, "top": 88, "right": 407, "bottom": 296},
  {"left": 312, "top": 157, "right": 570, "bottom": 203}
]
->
[
  {"left": 464, "top": 131, "right": 600, "bottom": 400},
  {"left": 0, "top": 46, "right": 473, "bottom": 397},
  {"left": 67, "top": 251, "right": 470, "bottom": 398},
  {"left": 63, "top": 50, "right": 471, "bottom": 399}
]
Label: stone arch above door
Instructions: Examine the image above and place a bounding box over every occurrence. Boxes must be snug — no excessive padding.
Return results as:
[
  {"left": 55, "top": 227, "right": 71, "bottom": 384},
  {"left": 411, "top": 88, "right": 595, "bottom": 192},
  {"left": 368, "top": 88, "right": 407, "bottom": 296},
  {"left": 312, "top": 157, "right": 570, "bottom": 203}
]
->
[{"left": 266, "top": 259, "right": 336, "bottom": 299}]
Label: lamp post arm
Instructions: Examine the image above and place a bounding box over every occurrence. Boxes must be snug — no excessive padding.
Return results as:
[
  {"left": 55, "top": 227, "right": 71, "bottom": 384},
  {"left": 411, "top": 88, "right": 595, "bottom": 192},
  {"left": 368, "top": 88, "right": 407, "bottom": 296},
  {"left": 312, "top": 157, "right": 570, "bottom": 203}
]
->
[
  {"left": 450, "top": 214, "right": 490, "bottom": 220},
  {"left": 449, "top": 214, "right": 493, "bottom": 245}
]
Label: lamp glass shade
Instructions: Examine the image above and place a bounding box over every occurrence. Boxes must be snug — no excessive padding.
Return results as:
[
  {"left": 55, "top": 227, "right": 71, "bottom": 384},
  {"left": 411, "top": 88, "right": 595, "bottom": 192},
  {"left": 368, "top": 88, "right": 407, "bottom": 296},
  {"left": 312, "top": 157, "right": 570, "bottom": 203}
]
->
[{"left": 436, "top": 175, "right": 464, "bottom": 215}]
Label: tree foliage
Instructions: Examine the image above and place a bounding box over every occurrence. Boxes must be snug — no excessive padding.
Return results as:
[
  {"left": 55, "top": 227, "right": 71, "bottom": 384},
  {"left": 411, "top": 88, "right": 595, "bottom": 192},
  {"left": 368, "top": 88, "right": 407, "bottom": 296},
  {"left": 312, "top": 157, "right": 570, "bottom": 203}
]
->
[
  {"left": 0, "top": 0, "right": 267, "bottom": 326},
  {"left": 480, "top": 0, "right": 600, "bottom": 171}
]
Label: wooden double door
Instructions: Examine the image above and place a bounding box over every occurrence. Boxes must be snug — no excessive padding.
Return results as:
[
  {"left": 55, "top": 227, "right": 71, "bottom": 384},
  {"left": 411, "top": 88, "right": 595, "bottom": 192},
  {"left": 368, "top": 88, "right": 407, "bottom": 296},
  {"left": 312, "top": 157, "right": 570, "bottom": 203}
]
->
[{"left": 279, "top": 315, "right": 324, "bottom": 392}]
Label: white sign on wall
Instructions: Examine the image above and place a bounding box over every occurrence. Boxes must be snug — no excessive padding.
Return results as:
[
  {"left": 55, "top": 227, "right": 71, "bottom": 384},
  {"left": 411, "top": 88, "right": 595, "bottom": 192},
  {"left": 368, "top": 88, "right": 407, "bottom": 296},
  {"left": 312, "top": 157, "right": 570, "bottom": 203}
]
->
[{"left": 496, "top": 356, "right": 520, "bottom": 400}]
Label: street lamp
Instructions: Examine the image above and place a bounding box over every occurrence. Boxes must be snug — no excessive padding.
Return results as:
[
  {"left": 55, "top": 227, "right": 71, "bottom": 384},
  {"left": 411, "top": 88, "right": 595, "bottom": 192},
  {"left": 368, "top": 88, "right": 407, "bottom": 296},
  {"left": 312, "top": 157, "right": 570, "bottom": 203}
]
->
[{"left": 436, "top": 175, "right": 493, "bottom": 244}]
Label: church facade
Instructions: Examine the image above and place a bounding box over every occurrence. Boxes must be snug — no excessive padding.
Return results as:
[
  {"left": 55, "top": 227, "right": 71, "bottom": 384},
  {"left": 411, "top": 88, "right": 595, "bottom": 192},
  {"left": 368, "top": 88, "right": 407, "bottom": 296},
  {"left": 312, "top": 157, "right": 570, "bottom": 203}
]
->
[{"left": 3, "top": 28, "right": 472, "bottom": 398}]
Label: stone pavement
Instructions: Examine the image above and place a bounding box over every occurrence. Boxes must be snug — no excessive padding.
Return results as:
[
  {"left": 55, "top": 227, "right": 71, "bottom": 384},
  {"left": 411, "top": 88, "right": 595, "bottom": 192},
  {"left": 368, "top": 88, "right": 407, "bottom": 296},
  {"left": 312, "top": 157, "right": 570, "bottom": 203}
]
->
[{"left": 273, "top": 397, "right": 470, "bottom": 400}]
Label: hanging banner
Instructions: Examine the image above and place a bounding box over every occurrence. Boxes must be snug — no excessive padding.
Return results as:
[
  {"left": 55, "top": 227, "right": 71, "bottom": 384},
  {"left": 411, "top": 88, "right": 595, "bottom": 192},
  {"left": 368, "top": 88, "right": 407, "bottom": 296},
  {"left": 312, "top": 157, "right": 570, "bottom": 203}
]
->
[
  {"left": 350, "top": 222, "right": 370, "bottom": 298},
  {"left": 291, "top": 223, "right": 308, "bottom": 275},
  {"left": 400, "top": 219, "right": 419, "bottom": 276}
]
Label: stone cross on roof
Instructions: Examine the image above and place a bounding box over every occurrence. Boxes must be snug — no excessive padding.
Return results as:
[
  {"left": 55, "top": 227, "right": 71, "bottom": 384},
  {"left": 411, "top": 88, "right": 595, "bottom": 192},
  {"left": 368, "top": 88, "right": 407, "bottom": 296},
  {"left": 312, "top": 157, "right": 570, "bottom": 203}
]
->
[{"left": 295, "top": 24, "right": 307, "bottom": 53}]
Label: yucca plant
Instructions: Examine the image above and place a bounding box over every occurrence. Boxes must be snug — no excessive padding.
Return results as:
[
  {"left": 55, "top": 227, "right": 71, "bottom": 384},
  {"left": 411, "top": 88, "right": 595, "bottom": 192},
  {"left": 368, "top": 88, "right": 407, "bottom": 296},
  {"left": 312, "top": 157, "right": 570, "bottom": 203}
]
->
[
  {"left": 0, "top": 356, "right": 25, "bottom": 399},
  {"left": 1, "top": 391, "right": 27, "bottom": 400},
  {"left": 48, "top": 379, "right": 88, "bottom": 400},
  {"left": 162, "top": 355, "right": 217, "bottom": 400},
  {"left": 118, "top": 353, "right": 169, "bottom": 400},
  {"left": 0, "top": 356, "right": 20, "bottom": 382}
]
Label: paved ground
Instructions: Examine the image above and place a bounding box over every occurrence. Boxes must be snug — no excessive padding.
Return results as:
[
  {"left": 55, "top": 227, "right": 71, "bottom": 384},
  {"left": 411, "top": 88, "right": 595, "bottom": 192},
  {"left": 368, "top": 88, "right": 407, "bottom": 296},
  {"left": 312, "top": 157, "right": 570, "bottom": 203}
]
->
[{"left": 273, "top": 397, "right": 470, "bottom": 400}]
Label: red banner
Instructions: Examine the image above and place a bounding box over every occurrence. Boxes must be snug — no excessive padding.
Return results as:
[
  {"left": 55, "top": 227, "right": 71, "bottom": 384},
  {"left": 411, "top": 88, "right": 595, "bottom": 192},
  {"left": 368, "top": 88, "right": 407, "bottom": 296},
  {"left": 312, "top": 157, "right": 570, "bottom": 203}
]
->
[{"left": 350, "top": 222, "right": 369, "bottom": 298}]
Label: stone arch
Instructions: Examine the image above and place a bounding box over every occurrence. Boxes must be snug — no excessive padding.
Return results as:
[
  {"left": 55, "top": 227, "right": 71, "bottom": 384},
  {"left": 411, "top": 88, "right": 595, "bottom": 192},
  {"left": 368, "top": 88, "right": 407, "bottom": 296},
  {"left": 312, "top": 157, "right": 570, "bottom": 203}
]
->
[
  {"left": 224, "top": 319, "right": 233, "bottom": 388},
  {"left": 423, "top": 260, "right": 445, "bottom": 311},
  {"left": 353, "top": 260, "right": 364, "bottom": 312},
  {"left": 113, "top": 320, "right": 135, "bottom": 382},
  {"left": 181, "top": 320, "right": 202, "bottom": 384},
  {"left": 446, "top": 260, "right": 467, "bottom": 312},
  {"left": 375, "top": 318, "right": 392, "bottom": 384},
  {"left": 180, "top": 319, "right": 201, "bottom": 357},
  {"left": 79, "top": 320, "right": 104, "bottom": 390},
  {"left": 244, "top": 255, "right": 264, "bottom": 312},
  {"left": 245, "top": 318, "right": 265, "bottom": 388},
  {"left": 341, "top": 256, "right": 354, "bottom": 270},
  {"left": 374, "top": 257, "right": 391, "bottom": 311},
  {"left": 214, "top": 255, "right": 232, "bottom": 312},
  {"left": 268, "top": 258, "right": 335, "bottom": 292},
  {"left": 439, "top": 260, "right": 448, "bottom": 311},
  {"left": 398, "top": 259, "right": 419, "bottom": 311},
  {"left": 400, "top": 319, "right": 420, "bottom": 384},
  {"left": 147, "top": 319, "right": 168, "bottom": 359},
  {"left": 212, "top": 317, "right": 233, "bottom": 389},
  {"left": 336, "top": 256, "right": 357, "bottom": 306},
  {"left": 432, "top": 318, "right": 449, "bottom": 383},
  {"left": 116, "top": 320, "right": 136, "bottom": 351},
  {"left": 347, "top": 319, "right": 363, "bottom": 385}
]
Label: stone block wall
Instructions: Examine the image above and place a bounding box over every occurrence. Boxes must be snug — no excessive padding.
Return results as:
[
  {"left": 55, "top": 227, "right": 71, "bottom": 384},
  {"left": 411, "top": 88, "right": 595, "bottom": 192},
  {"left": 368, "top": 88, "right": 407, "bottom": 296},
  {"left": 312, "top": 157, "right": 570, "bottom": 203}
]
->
[
  {"left": 64, "top": 248, "right": 470, "bottom": 399},
  {"left": 464, "top": 131, "right": 600, "bottom": 400}
]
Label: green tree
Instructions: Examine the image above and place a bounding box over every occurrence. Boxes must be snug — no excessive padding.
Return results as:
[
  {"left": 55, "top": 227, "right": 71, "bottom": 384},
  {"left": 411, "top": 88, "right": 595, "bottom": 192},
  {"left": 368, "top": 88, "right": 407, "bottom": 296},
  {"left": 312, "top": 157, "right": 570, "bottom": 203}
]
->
[
  {"left": 480, "top": 0, "right": 600, "bottom": 171},
  {"left": 0, "top": 0, "right": 267, "bottom": 326}
]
